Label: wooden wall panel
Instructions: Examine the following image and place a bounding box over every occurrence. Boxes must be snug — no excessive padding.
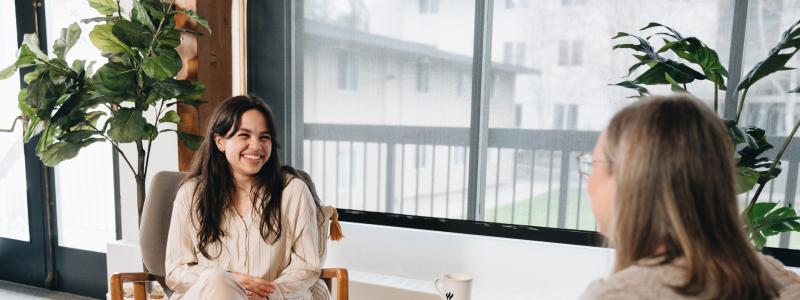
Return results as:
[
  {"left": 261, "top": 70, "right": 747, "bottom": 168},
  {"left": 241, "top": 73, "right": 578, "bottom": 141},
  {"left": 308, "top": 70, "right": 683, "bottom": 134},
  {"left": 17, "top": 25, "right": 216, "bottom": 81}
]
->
[{"left": 176, "top": 0, "right": 233, "bottom": 171}]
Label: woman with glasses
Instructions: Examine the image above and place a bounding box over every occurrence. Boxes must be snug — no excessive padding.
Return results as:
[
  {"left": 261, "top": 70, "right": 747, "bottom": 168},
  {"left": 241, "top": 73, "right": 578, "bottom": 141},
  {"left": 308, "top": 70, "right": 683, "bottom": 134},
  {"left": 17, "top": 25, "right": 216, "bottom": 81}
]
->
[{"left": 579, "top": 94, "right": 800, "bottom": 299}]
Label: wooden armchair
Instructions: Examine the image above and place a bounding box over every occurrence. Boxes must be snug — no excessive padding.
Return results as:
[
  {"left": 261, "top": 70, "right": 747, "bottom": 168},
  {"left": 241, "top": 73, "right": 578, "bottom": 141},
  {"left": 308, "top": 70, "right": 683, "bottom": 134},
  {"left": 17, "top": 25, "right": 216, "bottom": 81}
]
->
[{"left": 109, "top": 171, "right": 348, "bottom": 300}]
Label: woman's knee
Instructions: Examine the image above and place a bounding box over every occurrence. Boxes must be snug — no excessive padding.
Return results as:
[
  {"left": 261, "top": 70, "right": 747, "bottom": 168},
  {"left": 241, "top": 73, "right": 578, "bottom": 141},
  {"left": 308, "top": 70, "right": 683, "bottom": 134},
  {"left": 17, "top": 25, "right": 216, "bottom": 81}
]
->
[{"left": 199, "top": 269, "right": 239, "bottom": 287}]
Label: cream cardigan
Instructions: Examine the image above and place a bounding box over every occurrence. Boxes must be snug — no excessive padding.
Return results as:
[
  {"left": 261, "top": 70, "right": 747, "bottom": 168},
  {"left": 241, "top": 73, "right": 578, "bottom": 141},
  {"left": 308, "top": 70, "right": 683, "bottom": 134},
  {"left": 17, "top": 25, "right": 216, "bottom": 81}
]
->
[
  {"left": 581, "top": 254, "right": 800, "bottom": 299},
  {"left": 165, "top": 178, "right": 329, "bottom": 300}
]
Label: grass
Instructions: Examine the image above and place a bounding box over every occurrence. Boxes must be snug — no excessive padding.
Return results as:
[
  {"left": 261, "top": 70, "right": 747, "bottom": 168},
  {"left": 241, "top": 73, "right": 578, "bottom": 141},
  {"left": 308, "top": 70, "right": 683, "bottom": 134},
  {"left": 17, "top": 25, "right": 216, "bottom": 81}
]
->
[{"left": 483, "top": 188, "right": 597, "bottom": 231}]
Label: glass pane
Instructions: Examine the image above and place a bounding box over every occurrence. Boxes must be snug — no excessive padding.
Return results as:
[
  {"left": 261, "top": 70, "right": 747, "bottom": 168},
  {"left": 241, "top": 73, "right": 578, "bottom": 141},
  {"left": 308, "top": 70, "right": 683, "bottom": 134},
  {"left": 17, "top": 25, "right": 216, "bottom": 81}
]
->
[
  {"left": 302, "top": 0, "right": 475, "bottom": 219},
  {"left": 740, "top": 0, "right": 800, "bottom": 249},
  {"left": 485, "top": 0, "right": 734, "bottom": 229},
  {"left": 740, "top": 0, "right": 800, "bottom": 136},
  {"left": 0, "top": 1, "right": 30, "bottom": 242},
  {"left": 45, "top": 0, "right": 116, "bottom": 252}
]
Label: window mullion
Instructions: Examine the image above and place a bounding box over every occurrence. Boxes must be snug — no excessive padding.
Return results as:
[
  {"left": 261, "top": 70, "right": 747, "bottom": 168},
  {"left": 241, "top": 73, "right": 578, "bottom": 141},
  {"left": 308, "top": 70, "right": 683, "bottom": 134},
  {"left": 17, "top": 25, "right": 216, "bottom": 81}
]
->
[
  {"left": 723, "top": 0, "right": 749, "bottom": 120},
  {"left": 288, "top": 0, "right": 304, "bottom": 168},
  {"left": 466, "top": 0, "right": 493, "bottom": 221}
]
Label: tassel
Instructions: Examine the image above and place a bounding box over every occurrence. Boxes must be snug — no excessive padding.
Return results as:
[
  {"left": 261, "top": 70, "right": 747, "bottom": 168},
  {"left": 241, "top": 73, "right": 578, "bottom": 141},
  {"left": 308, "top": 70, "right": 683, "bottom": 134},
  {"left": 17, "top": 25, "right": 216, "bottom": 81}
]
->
[{"left": 329, "top": 208, "right": 344, "bottom": 241}]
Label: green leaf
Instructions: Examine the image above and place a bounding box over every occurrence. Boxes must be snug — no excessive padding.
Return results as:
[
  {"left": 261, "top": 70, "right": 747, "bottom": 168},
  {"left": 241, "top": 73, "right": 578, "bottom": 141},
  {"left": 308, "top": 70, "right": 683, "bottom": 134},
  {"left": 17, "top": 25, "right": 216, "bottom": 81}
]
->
[
  {"left": 112, "top": 20, "right": 153, "bottom": 49},
  {"left": 178, "top": 9, "right": 211, "bottom": 34},
  {"left": 159, "top": 110, "right": 180, "bottom": 123},
  {"left": 640, "top": 22, "right": 684, "bottom": 40},
  {"left": 177, "top": 131, "right": 202, "bottom": 150},
  {"left": 738, "top": 19, "right": 800, "bottom": 91},
  {"left": 107, "top": 108, "right": 149, "bottom": 143},
  {"left": 658, "top": 37, "right": 728, "bottom": 90},
  {"left": 749, "top": 202, "right": 778, "bottom": 225},
  {"left": 60, "top": 130, "right": 100, "bottom": 143},
  {"left": 611, "top": 31, "right": 705, "bottom": 86},
  {"left": 26, "top": 71, "right": 58, "bottom": 112},
  {"left": 92, "top": 62, "right": 136, "bottom": 95},
  {"left": 70, "top": 110, "right": 106, "bottom": 131},
  {"left": 36, "top": 122, "right": 58, "bottom": 154},
  {"left": 23, "top": 115, "right": 40, "bottom": 143},
  {"left": 52, "top": 23, "right": 82, "bottom": 60},
  {"left": 89, "top": 23, "right": 133, "bottom": 54},
  {"left": 610, "top": 80, "right": 650, "bottom": 97},
  {"left": 149, "top": 79, "right": 204, "bottom": 103},
  {"left": 17, "top": 89, "right": 34, "bottom": 118},
  {"left": 143, "top": 123, "right": 158, "bottom": 140},
  {"left": 736, "top": 167, "right": 759, "bottom": 194},
  {"left": 51, "top": 92, "right": 84, "bottom": 128},
  {"left": 158, "top": 29, "right": 181, "bottom": 49},
  {"left": 88, "top": 0, "right": 119, "bottom": 15},
  {"left": 79, "top": 137, "right": 106, "bottom": 148},
  {"left": 140, "top": 0, "right": 165, "bottom": 21},
  {"left": 142, "top": 48, "right": 182, "bottom": 81},
  {"left": 751, "top": 230, "right": 767, "bottom": 250},
  {"left": 22, "top": 34, "right": 49, "bottom": 61},
  {"left": 0, "top": 64, "right": 16, "bottom": 80},
  {"left": 131, "top": 0, "right": 156, "bottom": 31},
  {"left": 23, "top": 65, "right": 47, "bottom": 84},
  {"left": 71, "top": 60, "right": 86, "bottom": 74},
  {"left": 39, "top": 141, "right": 81, "bottom": 166}
]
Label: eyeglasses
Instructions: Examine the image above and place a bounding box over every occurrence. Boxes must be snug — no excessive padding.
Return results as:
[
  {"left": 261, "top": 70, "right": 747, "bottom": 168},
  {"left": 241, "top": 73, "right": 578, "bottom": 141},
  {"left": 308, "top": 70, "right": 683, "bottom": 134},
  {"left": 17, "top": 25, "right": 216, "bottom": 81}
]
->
[{"left": 576, "top": 153, "right": 608, "bottom": 178}]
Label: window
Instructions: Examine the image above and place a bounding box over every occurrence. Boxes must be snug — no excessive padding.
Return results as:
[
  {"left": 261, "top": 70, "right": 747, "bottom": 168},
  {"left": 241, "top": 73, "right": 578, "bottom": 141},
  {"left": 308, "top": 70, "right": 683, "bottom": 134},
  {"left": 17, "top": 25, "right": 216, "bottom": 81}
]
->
[
  {"left": 558, "top": 39, "right": 582, "bottom": 66},
  {"left": 419, "top": 0, "right": 439, "bottom": 14},
  {"left": 506, "top": 0, "right": 529, "bottom": 10},
  {"left": 337, "top": 50, "right": 358, "bottom": 90},
  {"left": 251, "top": 0, "right": 800, "bottom": 260},
  {"left": 561, "top": 0, "right": 587, "bottom": 6},
  {"left": 0, "top": 0, "right": 28, "bottom": 242},
  {"left": 503, "top": 42, "right": 513, "bottom": 64},
  {"left": 515, "top": 42, "right": 526, "bottom": 65},
  {"left": 416, "top": 61, "right": 430, "bottom": 93},
  {"left": 503, "top": 41, "right": 526, "bottom": 65},
  {"left": 457, "top": 70, "right": 470, "bottom": 97},
  {"left": 552, "top": 104, "right": 579, "bottom": 130},
  {"left": 45, "top": 0, "right": 117, "bottom": 253}
]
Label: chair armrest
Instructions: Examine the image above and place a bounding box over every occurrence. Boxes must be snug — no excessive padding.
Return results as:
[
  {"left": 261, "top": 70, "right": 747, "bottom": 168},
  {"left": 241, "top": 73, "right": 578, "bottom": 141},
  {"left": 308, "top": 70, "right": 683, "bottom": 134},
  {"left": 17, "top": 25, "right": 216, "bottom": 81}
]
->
[
  {"left": 321, "top": 268, "right": 348, "bottom": 300},
  {"left": 109, "top": 272, "right": 158, "bottom": 300}
]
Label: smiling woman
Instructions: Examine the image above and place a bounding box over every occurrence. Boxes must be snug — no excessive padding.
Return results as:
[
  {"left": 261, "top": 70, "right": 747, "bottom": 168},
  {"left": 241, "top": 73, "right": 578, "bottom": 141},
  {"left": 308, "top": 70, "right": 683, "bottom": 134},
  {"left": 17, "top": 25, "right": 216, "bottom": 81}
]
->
[{"left": 165, "top": 95, "right": 330, "bottom": 300}]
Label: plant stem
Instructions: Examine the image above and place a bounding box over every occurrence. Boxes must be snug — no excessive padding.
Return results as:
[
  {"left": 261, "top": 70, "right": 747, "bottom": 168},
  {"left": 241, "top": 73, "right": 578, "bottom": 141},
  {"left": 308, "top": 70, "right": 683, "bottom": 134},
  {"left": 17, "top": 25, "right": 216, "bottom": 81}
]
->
[
  {"left": 743, "top": 118, "right": 800, "bottom": 218},
  {"left": 88, "top": 122, "right": 137, "bottom": 176},
  {"left": 143, "top": 101, "right": 165, "bottom": 177},
  {"left": 683, "top": 83, "right": 687, "bottom": 91},
  {"left": 713, "top": 84, "right": 719, "bottom": 114},
  {"left": 146, "top": 0, "right": 176, "bottom": 58},
  {"left": 136, "top": 139, "right": 145, "bottom": 223},
  {"left": 37, "top": 58, "right": 74, "bottom": 77},
  {"left": 116, "top": 0, "right": 122, "bottom": 19},
  {"left": 735, "top": 87, "right": 750, "bottom": 124}
]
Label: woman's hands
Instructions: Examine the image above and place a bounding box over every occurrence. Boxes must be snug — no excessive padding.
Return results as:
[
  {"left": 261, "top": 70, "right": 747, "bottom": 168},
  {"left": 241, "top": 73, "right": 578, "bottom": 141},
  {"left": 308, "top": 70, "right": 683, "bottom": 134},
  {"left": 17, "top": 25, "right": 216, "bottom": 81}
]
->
[{"left": 230, "top": 272, "right": 277, "bottom": 299}]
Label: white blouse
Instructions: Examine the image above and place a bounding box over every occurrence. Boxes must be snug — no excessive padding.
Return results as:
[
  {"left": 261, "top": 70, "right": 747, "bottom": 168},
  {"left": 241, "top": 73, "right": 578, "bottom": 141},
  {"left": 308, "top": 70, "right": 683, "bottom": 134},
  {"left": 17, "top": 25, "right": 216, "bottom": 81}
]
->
[{"left": 165, "top": 177, "right": 327, "bottom": 300}]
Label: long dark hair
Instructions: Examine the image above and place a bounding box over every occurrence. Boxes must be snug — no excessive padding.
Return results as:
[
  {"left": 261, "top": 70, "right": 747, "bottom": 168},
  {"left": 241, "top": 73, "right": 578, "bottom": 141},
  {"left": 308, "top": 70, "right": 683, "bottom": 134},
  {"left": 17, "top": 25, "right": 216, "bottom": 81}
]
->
[
  {"left": 185, "top": 95, "right": 288, "bottom": 259},
  {"left": 605, "top": 95, "right": 777, "bottom": 299}
]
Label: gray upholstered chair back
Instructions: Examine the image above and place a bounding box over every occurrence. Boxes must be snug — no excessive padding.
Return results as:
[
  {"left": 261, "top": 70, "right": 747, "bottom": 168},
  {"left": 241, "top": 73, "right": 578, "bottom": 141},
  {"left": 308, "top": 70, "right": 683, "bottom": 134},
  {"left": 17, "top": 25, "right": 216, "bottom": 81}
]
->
[{"left": 139, "top": 171, "right": 187, "bottom": 292}]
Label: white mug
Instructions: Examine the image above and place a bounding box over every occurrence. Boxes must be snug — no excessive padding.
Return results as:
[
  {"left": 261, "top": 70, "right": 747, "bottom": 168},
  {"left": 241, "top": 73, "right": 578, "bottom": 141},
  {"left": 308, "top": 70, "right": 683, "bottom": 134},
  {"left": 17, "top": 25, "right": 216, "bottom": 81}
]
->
[{"left": 434, "top": 273, "right": 472, "bottom": 300}]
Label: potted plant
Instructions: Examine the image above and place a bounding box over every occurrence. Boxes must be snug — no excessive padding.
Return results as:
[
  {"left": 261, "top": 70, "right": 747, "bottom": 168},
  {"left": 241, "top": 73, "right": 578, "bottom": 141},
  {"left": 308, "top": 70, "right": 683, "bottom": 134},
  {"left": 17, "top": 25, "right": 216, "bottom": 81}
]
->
[
  {"left": 611, "top": 21, "right": 800, "bottom": 249},
  {"left": 0, "top": 0, "right": 210, "bottom": 222}
]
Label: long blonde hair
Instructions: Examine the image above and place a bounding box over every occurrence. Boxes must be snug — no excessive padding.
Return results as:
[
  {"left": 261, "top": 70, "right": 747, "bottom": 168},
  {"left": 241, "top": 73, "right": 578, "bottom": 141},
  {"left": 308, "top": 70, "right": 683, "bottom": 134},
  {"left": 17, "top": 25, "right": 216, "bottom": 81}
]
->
[{"left": 604, "top": 94, "right": 776, "bottom": 299}]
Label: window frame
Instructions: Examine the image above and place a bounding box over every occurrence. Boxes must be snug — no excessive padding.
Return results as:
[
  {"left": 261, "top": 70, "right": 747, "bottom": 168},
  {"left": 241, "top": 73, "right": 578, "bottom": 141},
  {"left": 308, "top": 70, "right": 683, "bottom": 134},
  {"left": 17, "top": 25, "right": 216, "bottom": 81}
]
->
[{"left": 247, "top": 0, "right": 800, "bottom": 267}]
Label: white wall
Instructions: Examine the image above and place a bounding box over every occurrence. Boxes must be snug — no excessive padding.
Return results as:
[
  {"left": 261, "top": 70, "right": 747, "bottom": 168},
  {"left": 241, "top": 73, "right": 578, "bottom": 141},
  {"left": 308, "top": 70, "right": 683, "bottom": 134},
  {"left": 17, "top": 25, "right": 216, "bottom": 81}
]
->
[{"left": 326, "top": 222, "right": 614, "bottom": 300}]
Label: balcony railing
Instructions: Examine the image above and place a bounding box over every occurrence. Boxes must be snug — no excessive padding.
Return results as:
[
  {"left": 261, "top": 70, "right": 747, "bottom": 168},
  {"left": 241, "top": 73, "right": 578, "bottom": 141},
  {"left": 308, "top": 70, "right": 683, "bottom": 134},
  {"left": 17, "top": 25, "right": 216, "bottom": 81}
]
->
[{"left": 303, "top": 123, "right": 800, "bottom": 248}]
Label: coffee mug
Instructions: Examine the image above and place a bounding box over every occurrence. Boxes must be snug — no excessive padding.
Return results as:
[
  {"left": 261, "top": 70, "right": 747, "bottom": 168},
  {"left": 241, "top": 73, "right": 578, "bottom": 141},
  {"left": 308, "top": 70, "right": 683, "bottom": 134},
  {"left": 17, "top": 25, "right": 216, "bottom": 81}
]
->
[{"left": 434, "top": 273, "right": 472, "bottom": 300}]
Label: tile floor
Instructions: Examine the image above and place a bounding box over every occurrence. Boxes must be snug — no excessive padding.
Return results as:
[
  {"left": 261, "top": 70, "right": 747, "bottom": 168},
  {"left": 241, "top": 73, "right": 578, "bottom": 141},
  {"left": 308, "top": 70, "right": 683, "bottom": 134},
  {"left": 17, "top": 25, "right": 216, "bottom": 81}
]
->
[{"left": 0, "top": 280, "right": 95, "bottom": 300}]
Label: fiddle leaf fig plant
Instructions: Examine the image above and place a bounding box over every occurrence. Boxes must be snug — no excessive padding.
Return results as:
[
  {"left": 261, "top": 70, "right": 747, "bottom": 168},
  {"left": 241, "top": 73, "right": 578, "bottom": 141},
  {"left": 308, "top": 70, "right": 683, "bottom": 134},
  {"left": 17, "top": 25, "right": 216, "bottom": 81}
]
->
[
  {"left": 612, "top": 21, "right": 800, "bottom": 250},
  {"left": 0, "top": 0, "right": 209, "bottom": 221}
]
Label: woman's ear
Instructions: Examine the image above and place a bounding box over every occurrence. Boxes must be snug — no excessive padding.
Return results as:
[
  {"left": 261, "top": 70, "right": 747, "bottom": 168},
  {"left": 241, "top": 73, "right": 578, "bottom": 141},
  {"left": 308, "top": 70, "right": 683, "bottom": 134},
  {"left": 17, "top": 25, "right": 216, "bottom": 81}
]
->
[{"left": 213, "top": 134, "right": 225, "bottom": 152}]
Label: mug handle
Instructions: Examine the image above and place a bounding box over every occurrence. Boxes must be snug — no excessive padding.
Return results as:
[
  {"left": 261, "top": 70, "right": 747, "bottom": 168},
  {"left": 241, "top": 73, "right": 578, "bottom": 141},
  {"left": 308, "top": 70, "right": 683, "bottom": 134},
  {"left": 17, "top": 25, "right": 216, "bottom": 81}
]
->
[{"left": 434, "top": 276, "right": 445, "bottom": 300}]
